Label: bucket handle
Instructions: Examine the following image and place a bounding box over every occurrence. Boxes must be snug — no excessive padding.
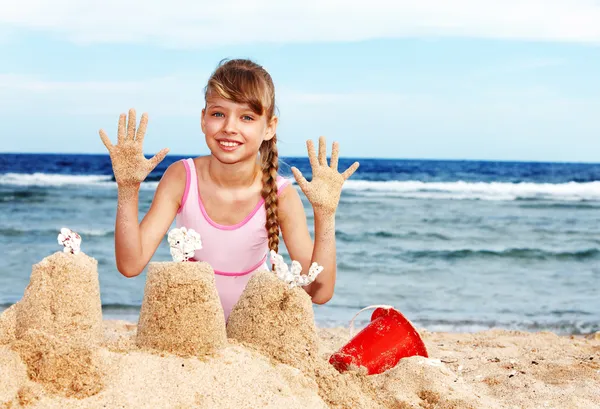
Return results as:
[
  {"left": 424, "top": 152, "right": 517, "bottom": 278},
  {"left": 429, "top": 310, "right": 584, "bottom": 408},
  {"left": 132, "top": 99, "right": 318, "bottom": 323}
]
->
[{"left": 349, "top": 304, "right": 394, "bottom": 338}]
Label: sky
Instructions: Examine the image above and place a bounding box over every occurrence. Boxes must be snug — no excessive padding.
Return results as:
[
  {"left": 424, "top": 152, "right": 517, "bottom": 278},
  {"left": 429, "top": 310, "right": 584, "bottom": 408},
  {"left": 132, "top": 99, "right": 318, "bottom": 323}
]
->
[{"left": 0, "top": 0, "right": 599, "bottom": 162}]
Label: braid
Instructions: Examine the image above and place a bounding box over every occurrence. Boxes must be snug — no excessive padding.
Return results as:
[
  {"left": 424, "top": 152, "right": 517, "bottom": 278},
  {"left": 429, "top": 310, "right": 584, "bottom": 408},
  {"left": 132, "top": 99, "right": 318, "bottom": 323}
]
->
[{"left": 260, "top": 136, "right": 280, "bottom": 264}]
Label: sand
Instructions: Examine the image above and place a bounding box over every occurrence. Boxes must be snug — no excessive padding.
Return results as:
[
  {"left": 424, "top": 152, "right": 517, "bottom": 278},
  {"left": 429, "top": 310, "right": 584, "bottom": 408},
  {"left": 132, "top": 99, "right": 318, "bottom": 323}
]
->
[
  {"left": 1, "top": 317, "right": 598, "bottom": 408},
  {"left": 227, "top": 270, "right": 391, "bottom": 408},
  {"left": 1, "top": 249, "right": 598, "bottom": 408},
  {"left": 6, "top": 252, "right": 105, "bottom": 399},
  {"left": 136, "top": 261, "right": 227, "bottom": 358},
  {"left": 227, "top": 270, "right": 320, "bottom": 371}
]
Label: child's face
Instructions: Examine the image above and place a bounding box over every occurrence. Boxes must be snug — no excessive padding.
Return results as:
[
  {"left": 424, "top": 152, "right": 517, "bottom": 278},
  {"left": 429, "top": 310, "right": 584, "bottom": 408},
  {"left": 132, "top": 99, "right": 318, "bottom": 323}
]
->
[{"left": 201, "top": 96, "right": 277, "bottom": 165}]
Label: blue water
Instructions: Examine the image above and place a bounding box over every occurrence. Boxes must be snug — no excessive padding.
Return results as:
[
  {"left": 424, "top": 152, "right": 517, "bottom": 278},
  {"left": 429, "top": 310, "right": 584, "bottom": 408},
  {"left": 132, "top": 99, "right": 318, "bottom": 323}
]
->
[{"left": 1, "top": 153, "right": 599, "bottom": 334}]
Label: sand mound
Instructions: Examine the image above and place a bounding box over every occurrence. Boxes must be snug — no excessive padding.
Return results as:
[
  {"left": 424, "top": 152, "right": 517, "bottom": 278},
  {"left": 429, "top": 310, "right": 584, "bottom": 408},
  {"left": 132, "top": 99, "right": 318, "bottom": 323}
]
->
[
  {"left": 312, "top": 359, "right": 392, "bottom": 409},
  {"left": 370, "top": 356, "right": 481, "bottom": 409},
  {"left": 6, "top": 251, "right": 105, "bottom": 399},
  {"left": 0, "top": 320, "right": 598, "bottom": 408},
  {"left": 0, "top": 304, "right": 17, "bottom": 345},
  {"left": 226, "top": 270, "right": 391, "bottom": 408},
  {"left": 136, "top": 261, "right": 227, "bottom": 358},
  {"left": 15, "top": 252, "right": 103, "bottom": 345},
  {"left": 11, "top": 329, "right": 104, "bottom": 399},
  {"left": 0, "top": 346, "right": 28, "bottom": 404},
  {"left": 226, "top": 269, "right": 320, "bottom": 372}
]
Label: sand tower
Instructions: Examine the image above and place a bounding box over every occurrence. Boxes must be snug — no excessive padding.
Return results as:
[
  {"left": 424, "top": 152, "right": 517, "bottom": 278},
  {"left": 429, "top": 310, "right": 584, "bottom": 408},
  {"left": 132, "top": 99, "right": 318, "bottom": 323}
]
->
[
  {"left": 136, "top": 227, "right": 227, "bottom": 357},
  {"left": 10, "top": 228, "right": 105, "bottom": 398},
  {"left": 227, "top": 252, "right": 390, "bottom": 408},
  {"left": 226, "top": 251, "right": 324, "bottom": 373}
]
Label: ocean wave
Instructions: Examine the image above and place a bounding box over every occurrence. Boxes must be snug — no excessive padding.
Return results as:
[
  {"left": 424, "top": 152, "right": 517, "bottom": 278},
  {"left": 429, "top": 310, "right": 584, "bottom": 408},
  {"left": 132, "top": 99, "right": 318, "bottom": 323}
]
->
[
  {"left": 411, "top": 318, "right": 599, "bottom": 335},
  {"left": 0, "top": 190, "right": 49, "bottom": 203},
  {"left": 401, "top": 247, "right": 600, "bottom": 262},
  {"left": 0, "top": 173, "right": 158, "bottom": 189},
  {"left": 0, "top": 227, "right": 114, "bottom": 238},
  {"left": 336, "top": 230, "right": 451, "bottom": 243},
  {"left": 342, "top": 180, "right": 600, "bottom": 201},
  {"left": 3, "top": 173, "right": 600, "bottom": 201}
]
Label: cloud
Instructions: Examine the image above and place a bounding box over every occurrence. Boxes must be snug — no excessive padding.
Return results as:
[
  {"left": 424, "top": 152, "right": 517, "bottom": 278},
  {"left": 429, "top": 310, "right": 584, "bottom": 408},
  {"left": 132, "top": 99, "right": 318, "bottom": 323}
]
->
[
  {"left": 1, "top": 0, "right": 600, "bottom": 47},
  {"left": 0, "top": 73, "right": 207, "bottom": 115},
  {"left": 0, "top": 72, "right": 598, "bottom": 161}
]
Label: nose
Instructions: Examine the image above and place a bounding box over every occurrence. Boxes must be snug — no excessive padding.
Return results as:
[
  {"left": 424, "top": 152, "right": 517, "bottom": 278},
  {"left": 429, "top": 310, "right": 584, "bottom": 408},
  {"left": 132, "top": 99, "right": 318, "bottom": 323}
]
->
[{"left": 223, "top": 115, "right": 238, "bottom": 135}]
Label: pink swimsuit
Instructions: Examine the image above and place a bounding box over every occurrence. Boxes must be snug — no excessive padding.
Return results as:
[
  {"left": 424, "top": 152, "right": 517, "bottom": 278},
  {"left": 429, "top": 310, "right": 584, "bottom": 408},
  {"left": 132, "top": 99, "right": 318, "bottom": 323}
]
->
[{"left": 175, "top": 158, "right": 291, "bottom": 320}]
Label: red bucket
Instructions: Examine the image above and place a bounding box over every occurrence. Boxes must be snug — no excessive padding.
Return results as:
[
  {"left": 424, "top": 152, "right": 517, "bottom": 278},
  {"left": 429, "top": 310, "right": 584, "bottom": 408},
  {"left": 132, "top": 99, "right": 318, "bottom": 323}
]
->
[{"left": 329, "top": 305, "right": 428, "bottom": 375}]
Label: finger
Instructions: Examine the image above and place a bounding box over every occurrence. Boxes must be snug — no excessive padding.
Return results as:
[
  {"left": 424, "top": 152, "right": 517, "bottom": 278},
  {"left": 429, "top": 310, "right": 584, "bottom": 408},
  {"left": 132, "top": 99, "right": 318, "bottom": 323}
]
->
[
  {"left": 306, "top": 139, "right": 318, "bottom": 169},
  {"left": 341, "top": 161, "right": 360, "bottom": 180},
  {"left": 136, "top": 112, "right": 148, "bottom": 145},
  {"left": 318, "top": 135, "right": 327, "bottom": 166},
  {"left": 117, "top": 114, "right": 126, "bottom": 145},
  {"left": 147, "top": 148, "right": 170, "bottom": 172},
  {"left": 330, "top": 141, "right": 339, "bottom": 171},
  {"left": 99, "top": 129, "right": 113, "bottom": 151},
  {"left": 291, "top": 166, "right": 309, "bottom": 193},
  {"left": 126, "top": 108, "right": 136, "bottom": 141}
]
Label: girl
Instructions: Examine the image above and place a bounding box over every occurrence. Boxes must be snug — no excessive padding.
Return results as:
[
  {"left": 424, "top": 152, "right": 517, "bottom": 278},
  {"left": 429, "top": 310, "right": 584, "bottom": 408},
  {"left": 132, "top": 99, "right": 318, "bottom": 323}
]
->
[{"left": 99, "top": 59, "right": 359, "bottom": 319}]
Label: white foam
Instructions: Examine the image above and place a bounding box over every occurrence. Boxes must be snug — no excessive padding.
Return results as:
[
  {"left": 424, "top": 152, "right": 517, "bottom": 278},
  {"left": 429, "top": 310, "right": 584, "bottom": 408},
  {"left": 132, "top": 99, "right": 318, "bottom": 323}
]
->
[
  {"left": 0, "top": 173, "right": 158, "bottom": 190},
  {"left": 341, "top": 180, "right": 600, "bottom": 201},
  {"left": 3, "top": 173, "right": 600, "bottom": 201}
]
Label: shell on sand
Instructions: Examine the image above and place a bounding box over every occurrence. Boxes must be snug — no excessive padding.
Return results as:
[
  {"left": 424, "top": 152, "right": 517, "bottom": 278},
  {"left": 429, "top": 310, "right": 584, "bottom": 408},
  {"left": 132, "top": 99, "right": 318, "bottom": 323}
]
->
[
  {"left": 226, "top": 270, "right": 320, "bottom": 373},
  {"left": 136, "top": 261, "right": 227, "bottom": 358},
  {"left": 15, "top": 252, "right": 103, "bottom": 345}
]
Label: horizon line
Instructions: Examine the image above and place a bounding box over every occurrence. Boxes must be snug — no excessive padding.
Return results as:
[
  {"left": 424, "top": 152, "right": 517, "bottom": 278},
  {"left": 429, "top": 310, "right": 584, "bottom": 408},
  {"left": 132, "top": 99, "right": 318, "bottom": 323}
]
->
[{"left": 1, "top": 151, "right": 599, "bottom": 166}]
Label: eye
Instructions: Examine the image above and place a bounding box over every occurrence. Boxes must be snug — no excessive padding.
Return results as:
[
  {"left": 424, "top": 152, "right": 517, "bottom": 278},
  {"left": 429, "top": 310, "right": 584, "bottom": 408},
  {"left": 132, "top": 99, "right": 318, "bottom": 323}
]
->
[
  {"left": 242, "top": 115, "right": 254, "bottom": 121},
  {"left": 212, "top": 112, "right": 224, "bottom": 118}
]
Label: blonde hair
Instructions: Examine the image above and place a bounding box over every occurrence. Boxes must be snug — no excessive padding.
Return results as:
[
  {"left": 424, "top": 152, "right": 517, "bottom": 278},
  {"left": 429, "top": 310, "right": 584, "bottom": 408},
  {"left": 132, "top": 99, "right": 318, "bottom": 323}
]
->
[{"left": 205, "top": 59, "right": 281, "bottom": 256}]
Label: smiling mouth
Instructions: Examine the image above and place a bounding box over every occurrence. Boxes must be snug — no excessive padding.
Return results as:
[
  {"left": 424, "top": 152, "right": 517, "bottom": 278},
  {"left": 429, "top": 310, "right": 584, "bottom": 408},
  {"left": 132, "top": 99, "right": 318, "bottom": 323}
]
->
[{"left": 219, "top": 140, "right": 242, "bottom": 147}]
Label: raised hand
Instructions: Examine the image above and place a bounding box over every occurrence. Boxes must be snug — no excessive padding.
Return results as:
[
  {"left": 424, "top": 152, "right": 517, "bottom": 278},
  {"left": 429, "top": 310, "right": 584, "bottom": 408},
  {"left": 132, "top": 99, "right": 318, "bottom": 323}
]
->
[
  {"left": 99, "top": 109, "right": 169, "bottom": 188},
  {"left": 291, "top": 136, "right": 359, "bottom": 216}
]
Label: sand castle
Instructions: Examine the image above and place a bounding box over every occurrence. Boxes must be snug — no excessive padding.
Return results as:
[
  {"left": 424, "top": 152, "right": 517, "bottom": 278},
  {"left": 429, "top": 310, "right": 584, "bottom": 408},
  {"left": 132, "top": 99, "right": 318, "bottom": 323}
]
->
[
  {"left": 226, "top": 252, "right": 391, "bottom": 408},
  {"left": 227, "top": 251, "right": 323, "bottom": 372},
  {"left": 0, "top": 226, "right": 598, "bottom": 408},
  {"left": 136, "top": 227, "right": 227, "bottom": 357},
  {"left": 2, "top": 228, "right": 105, "bottom": 398}
]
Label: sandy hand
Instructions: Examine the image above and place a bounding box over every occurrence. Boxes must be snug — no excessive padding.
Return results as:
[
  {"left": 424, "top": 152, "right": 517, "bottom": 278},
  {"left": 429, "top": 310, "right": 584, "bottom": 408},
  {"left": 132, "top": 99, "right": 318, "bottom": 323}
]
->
[
  {"left": 291, "top": 136, "right": 359, "bottom": 216},
  {"left": 99, "top": 109, "right": 169, "bottom": 187}
]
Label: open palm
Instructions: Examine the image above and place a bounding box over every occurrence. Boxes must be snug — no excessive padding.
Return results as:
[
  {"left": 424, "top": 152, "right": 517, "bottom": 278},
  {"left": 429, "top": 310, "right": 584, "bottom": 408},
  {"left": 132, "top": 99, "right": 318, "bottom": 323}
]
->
[
  {"left": 99, "top": 109, "right": 169, "bottom": 187},
  {"left": 291, "top": 136, "right": 359, "bottom": 215}
]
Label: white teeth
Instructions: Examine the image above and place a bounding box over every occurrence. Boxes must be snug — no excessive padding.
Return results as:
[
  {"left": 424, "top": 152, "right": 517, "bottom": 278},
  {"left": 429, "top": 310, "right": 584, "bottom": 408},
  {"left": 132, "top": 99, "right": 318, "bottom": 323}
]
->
[{"left": 219, "top": 141, "right": 240, "bottom": 147}]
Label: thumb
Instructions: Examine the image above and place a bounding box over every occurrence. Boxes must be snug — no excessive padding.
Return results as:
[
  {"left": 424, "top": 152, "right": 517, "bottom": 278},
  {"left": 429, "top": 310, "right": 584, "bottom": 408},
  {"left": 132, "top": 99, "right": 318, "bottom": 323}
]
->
[
  {"left": 291, "top": 166, "right": 309, "bottom": 193},
  {"left": 147, "top": 148, "right": 170, "bottom": 172},
  {"left": 99, "top": 129, "right": 113, "bottom": 152}
]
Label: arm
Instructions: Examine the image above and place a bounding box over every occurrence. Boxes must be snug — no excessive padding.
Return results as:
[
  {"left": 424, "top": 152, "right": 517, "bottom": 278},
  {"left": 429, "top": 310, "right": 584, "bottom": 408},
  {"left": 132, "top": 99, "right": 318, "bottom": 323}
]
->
[
  {"left": 279, "top": 185, "right": 337, "bottom": 304},
  {"left": 115, "top": 163, "right": 184, "bottom": 277},
  {"left": 285, "top": 136, "right": 360, "bottom": 304},
  {"left": 99, "top": 109, "right": 173, "bottom": 278}
]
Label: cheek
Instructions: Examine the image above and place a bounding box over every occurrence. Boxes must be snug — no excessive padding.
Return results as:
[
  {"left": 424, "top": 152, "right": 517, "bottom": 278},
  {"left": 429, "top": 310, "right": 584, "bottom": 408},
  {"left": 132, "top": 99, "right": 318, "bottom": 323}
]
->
[
  {"left": 244, "top": 122, "right": 268, "bottom": 139},
  {"left": 203, "top": 118, "right": 220, "bottom": 134}
]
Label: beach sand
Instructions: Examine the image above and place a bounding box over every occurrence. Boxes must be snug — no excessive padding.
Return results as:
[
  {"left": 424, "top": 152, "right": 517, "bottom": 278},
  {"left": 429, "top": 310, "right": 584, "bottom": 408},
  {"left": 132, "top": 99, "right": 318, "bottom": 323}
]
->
[
  {"left": 1, "top": 318, "right": 598, "bottom": 408},
  {"left": 0, "top": 250, "right": 598, "bottom": 408}
]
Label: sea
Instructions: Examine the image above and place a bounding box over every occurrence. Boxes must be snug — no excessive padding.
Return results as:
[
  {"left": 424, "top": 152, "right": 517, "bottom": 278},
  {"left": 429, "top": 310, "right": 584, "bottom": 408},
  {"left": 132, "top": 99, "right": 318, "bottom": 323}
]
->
[{"left": 1, "top": 153, "right": 599, "bottom": 335}]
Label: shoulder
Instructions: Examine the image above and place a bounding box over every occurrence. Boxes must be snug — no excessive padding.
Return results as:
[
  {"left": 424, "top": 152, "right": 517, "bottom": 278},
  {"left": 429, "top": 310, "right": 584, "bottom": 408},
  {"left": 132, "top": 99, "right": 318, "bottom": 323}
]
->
[
  {"left": 155, "top": 159, "right": 187, "bottom": 203},
  {"left": 277, "top": 181, "right": 305, "bottom": 222},
  {"left": 276, "top": 174, "right": 293, "bottom": 194},
  {"left": 160, "top": 159, "right": 187, "bottom": 184}
]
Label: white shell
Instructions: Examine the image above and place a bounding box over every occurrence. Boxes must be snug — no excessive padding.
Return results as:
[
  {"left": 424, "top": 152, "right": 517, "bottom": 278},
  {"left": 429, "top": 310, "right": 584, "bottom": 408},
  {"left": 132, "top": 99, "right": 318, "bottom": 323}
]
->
[
  {"left": 57, "top": 227, "right": 81, "bottom": 255},
  {"left": 167, "top": 227, "right": 202, "bottom": 262},
  {"left": 270, "top": 250, "right": 324, "bottom": 289}
]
